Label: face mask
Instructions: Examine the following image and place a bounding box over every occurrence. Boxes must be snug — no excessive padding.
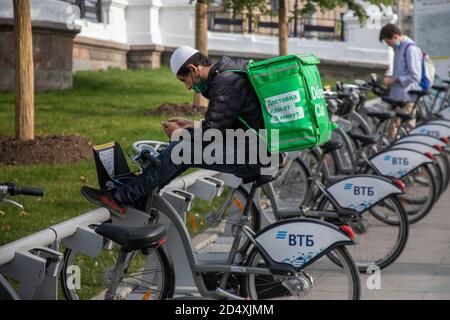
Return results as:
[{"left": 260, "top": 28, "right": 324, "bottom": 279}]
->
[
  {"left": 394, "top": 40, "right": 401, "bottom": 49},
  {"left": 191, "top": 73, "right": 208, "bottom": 93}
]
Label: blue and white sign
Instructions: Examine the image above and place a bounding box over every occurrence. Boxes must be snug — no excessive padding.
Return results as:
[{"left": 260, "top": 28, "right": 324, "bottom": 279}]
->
[
  {"left": 397, "top": 134, "right": 447, "bottom": 147},
  {"left": 410, "top": 124, "right": 450, "bottom": 139},
  {"left": 255, "top": 220, "right": 352, "bottom": 268},
  {"left": 429, "top": 120, "right": 450, "bottom": 128},
  {"left": 391, "top": 142, "right": 440, "bottom": 155},
  {"left": 326, "top": 176, "right": 402, "bottom": 212},
  {"left": 370, "top": 149, "right": 433, "bottom": 179}
]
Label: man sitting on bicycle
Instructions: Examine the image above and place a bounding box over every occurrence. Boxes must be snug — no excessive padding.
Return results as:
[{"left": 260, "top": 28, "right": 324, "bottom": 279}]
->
[{"left": 82, "top": 46, "right": 269, "bottom": 217}]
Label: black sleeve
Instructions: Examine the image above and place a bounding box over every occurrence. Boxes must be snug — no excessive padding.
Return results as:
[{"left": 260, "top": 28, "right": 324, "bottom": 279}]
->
[{"left": 202, "top": 83, "right": 242, "bottom": 131}]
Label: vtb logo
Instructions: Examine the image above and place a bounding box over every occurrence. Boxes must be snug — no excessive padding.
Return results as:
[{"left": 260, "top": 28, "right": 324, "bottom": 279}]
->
[
  {"left": 276, "top": 230, "right": 314, "bottom": 246},
  {"left": 344, "top": 183, "right": 374, "bottom": 196},
  {"left": 420, "top": 128, "right": 441, "bottom": 137},
  {"left": 384, "top": 155, "right": 409, "bottom": 165}
]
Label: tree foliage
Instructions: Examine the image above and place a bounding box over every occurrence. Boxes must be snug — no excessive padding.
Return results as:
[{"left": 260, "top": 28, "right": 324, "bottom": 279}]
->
[{"left": 223, "top": 0, "right": 395, "bottom": 22}]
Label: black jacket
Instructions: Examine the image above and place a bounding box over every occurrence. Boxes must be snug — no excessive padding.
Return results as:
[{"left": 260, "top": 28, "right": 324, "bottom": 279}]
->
[{"left": 201, "top": 57, "right": 264, "bottom": 131}]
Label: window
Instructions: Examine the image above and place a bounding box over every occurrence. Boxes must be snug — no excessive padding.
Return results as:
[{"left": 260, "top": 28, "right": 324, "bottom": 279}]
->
[{"left": 60, "top": 0, "right": 102, "bottom": 23}]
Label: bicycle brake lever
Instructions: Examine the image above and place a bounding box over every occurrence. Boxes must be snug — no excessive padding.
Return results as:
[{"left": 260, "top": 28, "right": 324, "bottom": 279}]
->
[{"left": 3, "top": 198, "right": 24, "bottom": 210}]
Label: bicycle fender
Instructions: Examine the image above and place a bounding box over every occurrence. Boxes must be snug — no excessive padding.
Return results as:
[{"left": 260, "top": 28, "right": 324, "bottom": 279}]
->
[
  {"left": 326, "top": 175, "right": 402, "bottom": 213},
  {"left": 370, "top": 148, "right": 433, "bottom": 179},
  {"left": 429, "top": 120, "right": 450, "bottom": 128},
  {"left": 391, "top": 142, "right": 440, "bottom": 155},
  {"left": 396, "top": 134, "right": 447, "bottom": 147},
  {"left": 439, "top": 108, "right": 450, "bottom": 121},
  {"left": 410, "top": 124, "right": 450, "bottom": 138},
  {"left": 254, "top": 218, "right": 354, "bottom": 270}
]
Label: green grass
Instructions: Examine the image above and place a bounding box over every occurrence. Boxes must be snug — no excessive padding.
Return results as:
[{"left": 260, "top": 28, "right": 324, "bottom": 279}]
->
[
  {"left": 0, "top": 67, "right": 196, "bottom": 245},
  {"left": 0, "top": 68, "right": 350, "bottom": 246}
]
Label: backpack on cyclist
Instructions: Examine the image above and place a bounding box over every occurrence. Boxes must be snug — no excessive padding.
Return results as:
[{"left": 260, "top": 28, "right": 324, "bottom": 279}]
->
[
  {"left": 404, "top": 43, "right": 436, "bottom": 91},
  {"left": 227, "top": 53, "right": 335, "bottom": 153}
]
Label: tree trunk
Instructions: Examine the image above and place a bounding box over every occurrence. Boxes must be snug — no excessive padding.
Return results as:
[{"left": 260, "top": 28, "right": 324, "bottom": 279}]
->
[
  {"left": 194, "top": 1, "right": 208, "bottom": 107},
  {"left": 14, "top": 0, "right": 35, "bottom": 141},
  {"left": 278, "top": 0, "right": 288, "bottom": 56}
]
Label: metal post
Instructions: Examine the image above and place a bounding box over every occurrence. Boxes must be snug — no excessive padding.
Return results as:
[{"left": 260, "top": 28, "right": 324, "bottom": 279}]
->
[{"left": 294, "top": 0, "right": 298, "bottom": 37}]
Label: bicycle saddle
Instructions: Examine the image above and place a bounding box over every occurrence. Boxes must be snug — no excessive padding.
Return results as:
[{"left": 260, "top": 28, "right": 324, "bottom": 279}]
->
[
  {"left": 408, "top": 90, "right": 429, "bottom": 97},
  {"left": 349, "top": 133, "right": 378, "bottom": 146},
  {"left": 432, "top": 84, "right": 448, "bottom": 92},
  {"left": 396, "top": 112, "right": 416, "bottom": 122},
  {"left": 367, "top": 110, "right": 396, "bottom": 121},
  {"left": 381, "top": 97, "right": 408, "bottom": 108},
  {"left": 320, "top": 140, "right": 343, "bottom": 154},
  {"left": 95, "top": 223, "right": 167, "bottom": 251}
]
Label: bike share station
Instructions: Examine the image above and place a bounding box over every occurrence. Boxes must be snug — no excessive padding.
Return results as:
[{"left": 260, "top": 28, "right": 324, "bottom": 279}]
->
[
  {"left": 0, "top": 141, "right": 275, "bottom": 299},
  {"left": 0, "top": 89, "right": 450, "bottom": 300},
  {"left": 0, "top": 135, "right": 443, "bottom": 300}
]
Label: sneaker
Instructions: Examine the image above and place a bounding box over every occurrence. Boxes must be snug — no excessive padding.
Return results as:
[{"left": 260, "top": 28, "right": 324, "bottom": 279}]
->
[{"left": 81, "top": 186, "right": 128, "bottom": 218}]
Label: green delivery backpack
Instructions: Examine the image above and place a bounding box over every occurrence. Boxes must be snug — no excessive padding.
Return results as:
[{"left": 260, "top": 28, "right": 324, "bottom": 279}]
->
[{"left": 229, "top": 53, "right": 335, "bottom": 153}]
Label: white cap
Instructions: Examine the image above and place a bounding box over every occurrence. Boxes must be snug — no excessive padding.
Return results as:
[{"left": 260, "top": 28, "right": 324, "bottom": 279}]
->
[{"left": 170, "top": 46, "right": 199, "bottom": 75}]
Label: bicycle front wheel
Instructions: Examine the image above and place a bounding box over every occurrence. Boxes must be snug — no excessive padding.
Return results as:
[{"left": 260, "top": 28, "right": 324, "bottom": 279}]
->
[
  {"left": 60, "top": 245, "right": 173, "bottom": 300},
  {"left": 0, "top": 275, "right": 19, "bottom": 300},
  {"left": 241, "top": 246, "right": 360, "bottom": 300}
]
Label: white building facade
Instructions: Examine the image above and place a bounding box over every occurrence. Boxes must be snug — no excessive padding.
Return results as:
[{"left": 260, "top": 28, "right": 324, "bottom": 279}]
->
[{"left": 0, "top": 0, "right": 398, "bottom": 79}]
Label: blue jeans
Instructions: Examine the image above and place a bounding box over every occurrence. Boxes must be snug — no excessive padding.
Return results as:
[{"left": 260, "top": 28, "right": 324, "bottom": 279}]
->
[{"left": 115, "top": 139, "right": 263, "bottom": 204}]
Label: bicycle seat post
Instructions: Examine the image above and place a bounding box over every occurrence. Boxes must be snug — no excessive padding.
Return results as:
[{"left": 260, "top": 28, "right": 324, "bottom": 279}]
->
[
  {"left": 105, "top": 247, "right": 131, "bottom": 300},
  {"left": 314, "top": 151, "right": 327, "bottom": 179},
  {"left": 216, "top": 179, "right": 267, "bottom": 296}
]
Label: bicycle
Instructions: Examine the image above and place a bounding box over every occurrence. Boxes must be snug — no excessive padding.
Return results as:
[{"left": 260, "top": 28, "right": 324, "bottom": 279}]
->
[
  {"left": 60, "top": 141, "right": 361, "bottom": 300},
  {"left": 208, "top": 139, "right": 408, "bottom": 272},
  {"left": 316, "top": 86, "right": 447, "bottom": 223},
  {"left": 0, "top": 181, "right": 171, "bottom": 301},
  {"left": 0, "top": 182, "right": 45, "bottom": 300}
]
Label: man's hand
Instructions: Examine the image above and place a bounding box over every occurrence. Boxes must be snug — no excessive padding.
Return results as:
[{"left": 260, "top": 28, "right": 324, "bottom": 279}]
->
[
  {"left": 161, "top": 121, "right": 180, "bottom": 139},
  {"left": 167, "top": 117, "right": 194, "bottom": 129}
]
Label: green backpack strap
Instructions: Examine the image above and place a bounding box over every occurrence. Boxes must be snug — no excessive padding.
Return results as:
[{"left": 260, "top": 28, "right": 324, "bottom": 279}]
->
[
  {"left": 221, "top": 65, "right": 260, "bottom": 134},
  {"left": 237, "top": 116, "right": 252, "bottom": 130},
  {"left": 222, "top": 61, "right": 267, "bottom": 140},
  {"left": 237, "top": 116, "right": 266, "bottom": 142},
  {"left": 223, "top": 69, "right": 247, "bottom": 74}
]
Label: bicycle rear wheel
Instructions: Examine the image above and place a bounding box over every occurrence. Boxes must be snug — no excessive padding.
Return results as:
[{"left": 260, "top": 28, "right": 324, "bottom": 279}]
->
[
  {"left": 60, "top": 244, "right": 173, "bottom": 300},
  {"left": 258, "top": 158, "right": 311, "bottom": 220},
  {"left": 242, "top": 246, "right": 360, "bottom": 300},
  {"left": 318, "top": 195, "right": 409, "bottom": 271},
  {"left": 0, "top": 275, "right": 19, "bottom": 300},
  {"left": 397, "top": 164, "right": 437, "bottom": 224},
  {"left": 202, "top": 186, "right": 260, "bottom": 253}
]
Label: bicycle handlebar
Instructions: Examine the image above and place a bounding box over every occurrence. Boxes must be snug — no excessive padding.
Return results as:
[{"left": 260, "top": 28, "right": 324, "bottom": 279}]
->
[
  {"left": 140, "top": 150, "right": 162, "bottom": 167},
  {"left": 0, "top": 182, "right": 45, "bottom": 197}
]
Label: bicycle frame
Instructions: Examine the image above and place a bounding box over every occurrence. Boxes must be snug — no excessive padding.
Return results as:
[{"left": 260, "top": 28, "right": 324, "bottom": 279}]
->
[
  {"left": 148, "top": 192, "right": 278, "bottom": 299},
  {"left": 0, "top": 274, "right": 20, "bottom": 300},
  {"left": 258, "top": 151, "right": 359, "bottom": 221}
]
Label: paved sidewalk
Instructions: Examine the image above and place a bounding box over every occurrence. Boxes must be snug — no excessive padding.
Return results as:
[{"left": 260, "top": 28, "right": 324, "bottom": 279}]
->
[{"left": 360, "top": 188, "right": 450, "bottom": 300}]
